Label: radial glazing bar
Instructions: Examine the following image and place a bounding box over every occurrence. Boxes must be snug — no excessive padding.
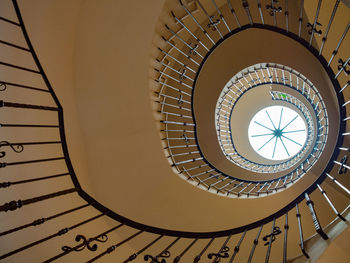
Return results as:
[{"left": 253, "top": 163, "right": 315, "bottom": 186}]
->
[{"left": 227, "top": 0, "right": 241, "bottom": 28}]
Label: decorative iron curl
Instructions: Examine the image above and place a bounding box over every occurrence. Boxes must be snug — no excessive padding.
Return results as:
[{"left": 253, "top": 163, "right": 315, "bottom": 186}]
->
[
  {"left": 262, "top": 226, "right": 282, "bottom": 246},
  {"left": 144, "top": 251, "right": 170, "bottom": 263},
  {"left": 0, "top": 141, "right": 24, "bottom": 158},
  {"left": 61, "top": 234, "right": 108, "bottom": 253},
  {"left": 207, "top": 246, "right": 230, "bottom": 262},
  {"left": 0, "top": 82, "right": 6, "bottom": 91}
]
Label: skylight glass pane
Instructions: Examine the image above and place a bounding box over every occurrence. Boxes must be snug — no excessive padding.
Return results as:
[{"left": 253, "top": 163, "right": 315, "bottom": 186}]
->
[{"left": 248, "top": 106, "right": 307, "bottom": 160}]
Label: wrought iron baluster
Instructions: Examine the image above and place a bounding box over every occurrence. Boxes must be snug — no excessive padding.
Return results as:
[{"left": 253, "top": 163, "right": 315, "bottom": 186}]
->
[
  {"left": 0, "top": 100, "right": 58, "bottom": 111},
  {"left": 179, "top": 0, "right": 216, "bottom": 45},
  {"left": 165, "top": 24, "right": 204, "bottom": 59},
  {"left": 266, "top": 0, "right": 282, "bottom": 26},
  {"left": 123, "top": 235, "right": 164, "bottom": 263},
  {"left": 161, "top": 37, "right": 200, "bottom": 67},
  {"left": 173, "top": 238, "right": 198, "bottom": 263},
  {"left": 328, "top": 22, "right": 350, "bottom": 66},
  {"left": 247, "top": 225, "right": 263, "bottom": 263},
  {"left": 242, "top": 0, "right": 253, "bottom": 25},
  {"left": 263, "top": 218, "right": 281, "bottom": 262},
  {"left": 45, "top": 224, "right": 124, "bottom": 262},
  {"left": 87, "top": 230, "right": 144, "bottom": 263},
  {"left": 335, "top": 57, "right": 350, "bottom": 78},
  {"left": 171, "top": 11, "right": 209, "bottom": 52},
  {"left": 158, "top": 47, "right": 196, "bottom": 74},
  {"left": 144, "top": 237, "right": 181, "bottom": 263},
  {"left": 308, "top": 0, "right": 323, "bottom": 46},
  {"left": 227, "top": 0, "right": 241, "bottom": 28},
  {"left": 211, "top": 0, "right": 231, "bottom": 32},
  {"left": 295, "top": 203, "right": 309, "bottom": 258},
  {"left": 195, "top": 0, "right": 223, "bottom": 38},
  {"left": 0, "top": 80, "right": 49, "bottom": 92},
  {"left": 298, "top": 0, "right": 304, "bottom": 38},
  {"left": 285, "top": 0, "right": 289, "bottom": 32},
  {"left": 319, "top": 0, "right": 340, "bottom": 55},
  {"left": 0, "top": 188, "right": 77, "bottom": 212},
  {"left": 0, "top": 213, "right": 104, "bottom": 260},
  {"left": 305, "top": 193, "right": 328, "bottom": 240},
  {"left": 0, "top": 15, "right": 20, "bottom": 26},
  {"left": 229, "top": 229, "right": 246, "bottom": 262},
  {"left": 283, "top": 213, "right": 288, "bottom": 263},
  {"left": 194, "top": 238, "right": 215, "bottom": 263},
  {"left": 208, "top": 234, "right": 232, "bottom": 262},
  {"left": 317, "top": 184, "right": 346, "bottom": 221},
  {"left": 0, "top": 203, "right": 89, "bottom": 236},
  {"left": 257, "top": 0, "right": 264, "bottom": 24},
  {"left": 326, "top": 173, "right": 350, "bottom": 195}
]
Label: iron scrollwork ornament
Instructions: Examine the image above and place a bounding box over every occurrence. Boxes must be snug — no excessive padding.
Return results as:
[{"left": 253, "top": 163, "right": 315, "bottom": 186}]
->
[
  {"left": 61, "top": 234, "right": 108, "bottom": 253},
  {"left": 262, "top": 226, "right": 282, "bottom": 246},
  {"left": 266, "top": 0, "right": 282, "bottom": 16},
  {"left": 307, "top": 22, "right": 322, "bottom": 36},
  {"left": 188, "top": 43, "right": 199, "bottom": 56},
  {"left": 207, "top": 16, "right": 221, "bottom": 31},
  {"left": 0, "top": 141, "right": 24, "bottom": 158},
  {"left": 338, "top": 58, "right": 350, "bottom": 75},
  {"left": 0, "top": 82, "right": 6, "bottom": 91},
  {"left": 338, "top": 155, "right": 348, "bottom": 174},
  {"left": 144, "top": 250, "right": 170, "bottom": 263},
  {"left": 207, "top": 246, "right": 230, "bottom": 263}
]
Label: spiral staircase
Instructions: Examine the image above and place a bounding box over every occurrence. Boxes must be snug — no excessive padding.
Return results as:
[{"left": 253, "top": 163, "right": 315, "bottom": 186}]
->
[{"left": 0, "top": 0, "right": 349, "bottom": 262}]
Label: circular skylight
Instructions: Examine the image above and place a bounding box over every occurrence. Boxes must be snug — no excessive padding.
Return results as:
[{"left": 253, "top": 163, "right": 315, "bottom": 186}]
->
[{"left": 248, "top": 106, "right": 307, "bottom": 161}]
